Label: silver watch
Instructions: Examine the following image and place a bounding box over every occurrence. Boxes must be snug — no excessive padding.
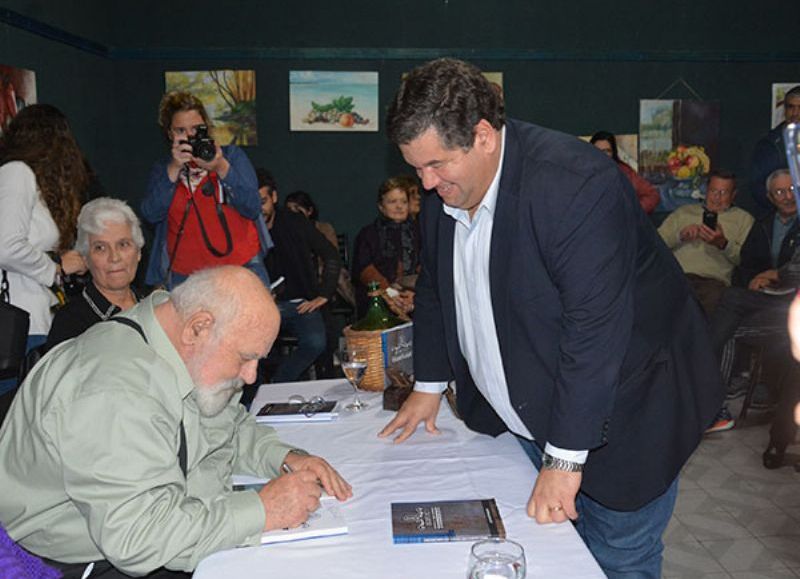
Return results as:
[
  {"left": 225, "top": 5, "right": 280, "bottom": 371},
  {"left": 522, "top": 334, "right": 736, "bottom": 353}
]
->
[{"left": 541, "top": 452, "right": 584, "bottom": 472}]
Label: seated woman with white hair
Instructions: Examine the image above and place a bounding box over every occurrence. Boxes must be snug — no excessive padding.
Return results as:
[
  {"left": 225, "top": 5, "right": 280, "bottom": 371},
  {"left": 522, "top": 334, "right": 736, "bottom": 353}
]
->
[{"left": 46, "top": 197, "right": 144, "bottom": 350}]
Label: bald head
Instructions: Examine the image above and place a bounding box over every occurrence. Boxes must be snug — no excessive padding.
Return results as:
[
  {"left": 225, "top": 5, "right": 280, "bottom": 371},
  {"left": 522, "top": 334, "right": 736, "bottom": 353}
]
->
[
  {"left": 157, "top": 267, "right": 280, "bottom": 405},
  {"left": 171, "top": 265, "right": 279, "bottom": 339}
]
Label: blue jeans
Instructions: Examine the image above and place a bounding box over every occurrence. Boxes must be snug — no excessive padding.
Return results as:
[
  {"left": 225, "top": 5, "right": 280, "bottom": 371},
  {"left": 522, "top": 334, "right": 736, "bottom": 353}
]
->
[
  {"left": 0, "top": 334, "right": 47, "bottom": 395},
  {"left": 517, "top": 437, "right": 678, "bottom": 579},
  {"left": 271, "top": 301, "right": 326, "bottom": 383},
  {"left": 166, "top": 257, "right": 271, "bottom": 290}
]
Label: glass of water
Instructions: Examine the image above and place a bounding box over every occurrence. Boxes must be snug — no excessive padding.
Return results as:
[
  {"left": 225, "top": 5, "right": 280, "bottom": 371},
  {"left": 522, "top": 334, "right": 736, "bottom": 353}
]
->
[
  {"left": 338, "top": 345, "right": 368, "bottom": 411},
  {"left": 467, "top": 538, "right": 526, "bottom": 579}
]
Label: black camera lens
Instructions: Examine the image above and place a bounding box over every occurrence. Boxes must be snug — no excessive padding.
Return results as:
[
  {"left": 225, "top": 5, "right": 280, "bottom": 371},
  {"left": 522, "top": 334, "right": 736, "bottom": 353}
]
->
[{"left": 188, "top": 125, "right": 216, "bottom": 162}]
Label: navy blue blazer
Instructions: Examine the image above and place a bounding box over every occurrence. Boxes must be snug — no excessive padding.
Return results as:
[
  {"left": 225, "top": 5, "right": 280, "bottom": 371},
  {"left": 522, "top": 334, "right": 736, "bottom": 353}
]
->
[{"left": 413, "top": 119, "right": 723, "bottom": 511}]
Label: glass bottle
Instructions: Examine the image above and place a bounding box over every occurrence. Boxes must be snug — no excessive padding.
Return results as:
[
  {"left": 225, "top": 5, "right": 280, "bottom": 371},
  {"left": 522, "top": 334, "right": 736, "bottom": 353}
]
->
[{"left": 351, "top": 281, "right": 404, "bottom": 330}]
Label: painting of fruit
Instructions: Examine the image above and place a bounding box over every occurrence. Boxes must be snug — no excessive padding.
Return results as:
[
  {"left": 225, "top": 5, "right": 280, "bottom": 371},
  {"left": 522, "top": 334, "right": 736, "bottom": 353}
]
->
[{"left": 290, "top": 71, "right": 378, "bottom": 132}]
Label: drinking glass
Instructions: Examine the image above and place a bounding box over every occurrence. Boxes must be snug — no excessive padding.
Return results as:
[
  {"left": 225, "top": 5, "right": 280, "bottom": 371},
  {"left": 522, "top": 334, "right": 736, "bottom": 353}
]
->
[
  {"left": 467, "top": 538, "right": 526, "bottom": 579},
  {"left": 339, "top": 345, "right": 368, "bottom": 411}
]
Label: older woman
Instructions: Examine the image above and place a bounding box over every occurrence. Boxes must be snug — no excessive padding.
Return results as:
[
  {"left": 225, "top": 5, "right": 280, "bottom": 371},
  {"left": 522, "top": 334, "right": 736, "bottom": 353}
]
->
[
  {"left": 352, "top": 176, "right": 421, "bottom": 317},
  {"left": 46, "top": 198, "right": 144, "bottom": 350}
]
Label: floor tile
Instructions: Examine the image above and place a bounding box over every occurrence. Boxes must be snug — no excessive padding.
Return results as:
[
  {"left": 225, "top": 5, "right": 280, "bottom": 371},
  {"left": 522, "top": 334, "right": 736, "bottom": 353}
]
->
[
  {"left": 663, "top": 538, "right": 727, "bottom": 576},
  {"left": 759, "top": 537, "right": 800, "bottom": 568},
  {"left": 726, "top": 505, "right": 800, "bottom": 537},
  {"left": 677, "top": 511, "right": 752, "bottom": 541},
  {"left": 729, "top": 570, "right": 797, "bottom": 578},
  {"left": 666, "top": 516, "right": 696, "bottom": 544},
  {"left": 674, "top": 488, "right": 728, "bottom": 516},
  {"left": 702, "top": 538, "right": 788, "bottom": 573}
]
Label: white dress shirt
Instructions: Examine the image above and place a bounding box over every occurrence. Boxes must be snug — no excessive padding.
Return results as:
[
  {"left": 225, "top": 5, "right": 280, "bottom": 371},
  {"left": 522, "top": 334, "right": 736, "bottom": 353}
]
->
[{"left": 415, "top": 129, "right": 588, "bottom": 464}]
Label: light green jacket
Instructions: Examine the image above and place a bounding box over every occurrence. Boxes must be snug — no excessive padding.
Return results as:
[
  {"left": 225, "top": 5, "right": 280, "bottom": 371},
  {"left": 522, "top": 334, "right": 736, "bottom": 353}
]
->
[{"left": 0, "top": 292, "right": 295, "bottom": 574}]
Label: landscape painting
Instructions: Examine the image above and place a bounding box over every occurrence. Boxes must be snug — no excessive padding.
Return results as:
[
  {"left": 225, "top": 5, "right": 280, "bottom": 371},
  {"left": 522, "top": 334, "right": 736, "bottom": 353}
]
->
[
  {"left": 0, "top": 65, "right": 37, "bottom": 136},
  {"left": 290, "top": 71, "right": 378, "bottom": 132},
  {"left": 165, "top": 70, "right": 257, "bottom": 146}
]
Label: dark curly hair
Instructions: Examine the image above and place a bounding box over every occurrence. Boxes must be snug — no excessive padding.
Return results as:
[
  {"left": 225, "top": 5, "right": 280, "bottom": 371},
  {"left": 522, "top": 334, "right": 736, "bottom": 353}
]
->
[
  {"left": 0, "top": 104, "right": 87, "bottom": 250},
  {"left": 386, "top": 58, "right": 505, "bottom": 150}
]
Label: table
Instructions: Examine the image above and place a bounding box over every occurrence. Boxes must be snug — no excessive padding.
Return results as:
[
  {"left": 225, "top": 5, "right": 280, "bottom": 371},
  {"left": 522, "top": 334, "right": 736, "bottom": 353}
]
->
[{"left": 194, "top": 379, "right": 604, "bottom": 578}]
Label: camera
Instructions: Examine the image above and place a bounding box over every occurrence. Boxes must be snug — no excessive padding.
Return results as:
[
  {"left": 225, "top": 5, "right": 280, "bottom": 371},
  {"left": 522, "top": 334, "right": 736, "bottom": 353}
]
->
[{"left": 183, "top": 124, "right": 216, "bottom": 162}]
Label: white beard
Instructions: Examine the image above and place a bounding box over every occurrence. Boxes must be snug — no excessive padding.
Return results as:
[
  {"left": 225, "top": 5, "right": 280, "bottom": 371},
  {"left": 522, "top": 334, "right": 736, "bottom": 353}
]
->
[{"left": 193, "top": 378, "right": 244, "bottom": 417}]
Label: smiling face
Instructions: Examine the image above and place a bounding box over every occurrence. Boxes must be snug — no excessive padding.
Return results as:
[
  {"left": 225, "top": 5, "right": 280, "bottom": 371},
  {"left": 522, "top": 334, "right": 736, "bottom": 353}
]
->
[
  {"left": 399, "top": 121, "right": 501, "bottom": 218},
  {"left": 86, "top": 220, "right": 140, "bottom": 295},
  {"left": 767, "top": 173, "right": 798, "bottom": 219},
  {"left": 378, "top": 188, "right": 410, "bottom": 223},
  {"left": 704, "top": 176, "right": 737, "bottom": 213}
]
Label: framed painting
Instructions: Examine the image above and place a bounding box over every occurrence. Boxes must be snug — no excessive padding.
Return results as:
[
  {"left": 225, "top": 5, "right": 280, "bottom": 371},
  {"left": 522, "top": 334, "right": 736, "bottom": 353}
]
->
[
  {"left": 290, "top": 71, "right": 378, "bottom": 132},
  {"left": 0, "top": 65, "right": 36, "bottom": 136},
  {"left": 165, "top": 70, "right": 257, "bottom": 146}
]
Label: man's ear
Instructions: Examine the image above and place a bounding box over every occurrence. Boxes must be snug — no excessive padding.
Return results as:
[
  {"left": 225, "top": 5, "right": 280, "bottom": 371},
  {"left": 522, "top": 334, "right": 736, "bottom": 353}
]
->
[
  {"left": 181, "top": 311, "right": 215, "bottom": 347},
  {"left": 473, "top": 119, "right": 498, "bottom": 154}
]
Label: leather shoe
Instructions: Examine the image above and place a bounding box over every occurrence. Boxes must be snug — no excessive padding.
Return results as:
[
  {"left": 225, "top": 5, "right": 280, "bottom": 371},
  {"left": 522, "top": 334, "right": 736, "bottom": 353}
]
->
[{"left": 762, "top": 443, "right": 787, "bottom": 470}]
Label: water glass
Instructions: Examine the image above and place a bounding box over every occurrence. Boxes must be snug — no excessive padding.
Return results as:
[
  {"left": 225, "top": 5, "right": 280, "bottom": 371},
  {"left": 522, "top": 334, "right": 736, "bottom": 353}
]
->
[{"left": 467, "top": 538, "right": 526, "bottom": 579}]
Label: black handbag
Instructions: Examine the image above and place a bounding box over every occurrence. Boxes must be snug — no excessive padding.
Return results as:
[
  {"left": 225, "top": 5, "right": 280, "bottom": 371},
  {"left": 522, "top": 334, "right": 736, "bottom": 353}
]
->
[{"left": 0, "top": 269, "right": 30, "bottom": 373}]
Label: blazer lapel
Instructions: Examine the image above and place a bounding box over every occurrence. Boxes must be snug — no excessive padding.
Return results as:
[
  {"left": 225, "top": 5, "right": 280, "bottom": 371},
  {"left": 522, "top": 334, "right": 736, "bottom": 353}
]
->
[{"left": 490, "top": 121, "right": 523, "bottom": 355}]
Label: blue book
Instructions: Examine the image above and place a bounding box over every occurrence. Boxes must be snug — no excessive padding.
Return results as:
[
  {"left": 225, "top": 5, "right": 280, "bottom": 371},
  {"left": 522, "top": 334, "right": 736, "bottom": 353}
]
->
[{"left": 391, "top": 499, "right": 505, "bottom": 544}]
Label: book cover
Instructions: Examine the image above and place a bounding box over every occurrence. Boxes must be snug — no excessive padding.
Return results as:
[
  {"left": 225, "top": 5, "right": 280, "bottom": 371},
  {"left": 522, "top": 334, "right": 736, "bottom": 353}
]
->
[
  {"left": 255, "top": 400, "right": 338, "bottom": 423},
  {"left": 381, "top": 322, "right": 413, "bottom": 388},
  {"left": 260, "top": 496, "right": 348, "bottom": 544},
  {"left": 391, "top": 499, "right": 506, "bottom": 544}
]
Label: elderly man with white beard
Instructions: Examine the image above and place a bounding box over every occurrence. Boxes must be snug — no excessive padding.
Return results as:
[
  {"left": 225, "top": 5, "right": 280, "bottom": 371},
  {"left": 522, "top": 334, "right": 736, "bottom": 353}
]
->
[{"left": 0, "top": 265, "right": 351, "bottom": 578}]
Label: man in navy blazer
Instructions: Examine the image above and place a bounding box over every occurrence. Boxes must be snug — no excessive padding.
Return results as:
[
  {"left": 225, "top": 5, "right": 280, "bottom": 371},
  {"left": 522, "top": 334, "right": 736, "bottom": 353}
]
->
[{"left": 379, "top": 58, "right": 723, "bottom": 578}]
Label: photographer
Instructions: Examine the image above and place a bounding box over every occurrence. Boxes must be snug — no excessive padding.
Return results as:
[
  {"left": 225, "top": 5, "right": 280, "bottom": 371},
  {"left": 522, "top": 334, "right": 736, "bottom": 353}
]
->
[{"left": 141, "top": 92, "right": 272, "bottom": 289}]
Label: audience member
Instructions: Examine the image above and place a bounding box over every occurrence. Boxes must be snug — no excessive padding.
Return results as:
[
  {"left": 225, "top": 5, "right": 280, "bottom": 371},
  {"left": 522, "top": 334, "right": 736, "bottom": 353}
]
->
[
  {"left": 750, "top": 85, "right": 800, "bottom": 211},
  {"left": 379, "top": 58, "right": 721, "bottom": 579},
  {"left": 140, "top": 92, "right": 271, "bottom": 289},
  {"left": 590, "top": 130, "right": 660, "bottom": 213},
  {"left": 708, "top": 169, "right": 800, "bottom": 441},
  {"left": 258, "top": 170, "right": 341, "bottom": 382},
  {"left": 0, "top": 104, "right": 89, "bottom": 394},
  {"left": 46, "top": 198, "right": 144, "bottom": 350},
  {"left": 352, "top": 176, "right": 421, "bottom": 317},
  {"left": 658, "top": 170, "right": 754, "bottom": 314},
  {"left": 284, "top": 190, "right": 338, "bottom": 248},
  {"left": 394, "top": 174, "right": 422, "bottom": 220},
  {"left": 0, "top": 266, "right": 352, "bottom": 577}
]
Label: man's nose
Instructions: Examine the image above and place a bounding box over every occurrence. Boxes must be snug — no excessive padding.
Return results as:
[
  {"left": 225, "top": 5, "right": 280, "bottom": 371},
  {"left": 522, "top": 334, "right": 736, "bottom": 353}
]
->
[{"left": 419, "top": 167, "right": 440, "bottom": 190}]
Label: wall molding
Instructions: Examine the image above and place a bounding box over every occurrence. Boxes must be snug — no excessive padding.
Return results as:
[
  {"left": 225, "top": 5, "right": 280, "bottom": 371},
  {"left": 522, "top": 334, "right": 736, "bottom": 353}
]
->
[{"left": 3, "top": 8, "right": 800, "bottom": 64}]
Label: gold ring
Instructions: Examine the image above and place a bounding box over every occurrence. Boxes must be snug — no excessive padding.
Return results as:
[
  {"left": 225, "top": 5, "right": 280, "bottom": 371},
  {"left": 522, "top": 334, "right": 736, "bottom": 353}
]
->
[{"left": 549, "top": 505, "right": 563, "bottom": 512}]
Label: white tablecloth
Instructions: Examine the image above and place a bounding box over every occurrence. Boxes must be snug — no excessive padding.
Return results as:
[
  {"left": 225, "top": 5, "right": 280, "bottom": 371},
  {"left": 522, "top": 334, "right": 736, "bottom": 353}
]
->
[{"left": 194, "top": 380, "right": 604, "bottom": 578}]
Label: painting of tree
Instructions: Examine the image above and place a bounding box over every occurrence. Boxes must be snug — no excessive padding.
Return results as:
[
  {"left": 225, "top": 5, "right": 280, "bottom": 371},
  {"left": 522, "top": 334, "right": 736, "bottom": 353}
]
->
[{"left": 165, "top": 70, "right": 257, "bottom": 146}]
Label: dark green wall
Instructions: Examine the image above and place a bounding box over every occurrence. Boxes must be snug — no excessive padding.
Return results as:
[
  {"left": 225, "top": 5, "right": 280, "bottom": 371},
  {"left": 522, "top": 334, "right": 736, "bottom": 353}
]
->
[{"left": 2, "top": 1, "right": 799, "bottom": 241}]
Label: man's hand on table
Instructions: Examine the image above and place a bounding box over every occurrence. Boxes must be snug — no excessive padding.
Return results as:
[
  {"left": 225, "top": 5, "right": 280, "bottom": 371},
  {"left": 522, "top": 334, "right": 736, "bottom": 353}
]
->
[
  {"left": 282, "top": 451, "right": 353, "bottom": 501},
  {"left": 378, "top": 391, "right": 442, "bottom": 443},
  {"left": 527, "top": 469, "right": 582, "bottom": 524}
]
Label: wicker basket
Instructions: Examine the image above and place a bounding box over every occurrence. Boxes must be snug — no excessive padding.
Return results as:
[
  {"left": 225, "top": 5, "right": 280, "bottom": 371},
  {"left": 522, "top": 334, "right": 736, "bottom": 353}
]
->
[{"left": 342, "top": 325, "right": 387, "bottom": 391}]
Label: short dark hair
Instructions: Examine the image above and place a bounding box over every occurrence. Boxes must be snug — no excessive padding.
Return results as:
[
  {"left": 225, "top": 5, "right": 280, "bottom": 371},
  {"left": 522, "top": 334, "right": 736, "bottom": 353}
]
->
[
  {"left": 785, "top": 85, "right": 800, "bottom": 102},
  {"left": 256, "top": 168, "right": 277, "bottom": 193},
  {"left": 284, "top": 190, "right": 318, "bottom": 220},
  {"left": 589, "top": 131, "right": 619, "bottom": 162},
  {"left": 386, "top": 58, "right": 505, "bottom": 150},
  {"left": 708, "top": 168, "right": 736, "bottom": 184}
]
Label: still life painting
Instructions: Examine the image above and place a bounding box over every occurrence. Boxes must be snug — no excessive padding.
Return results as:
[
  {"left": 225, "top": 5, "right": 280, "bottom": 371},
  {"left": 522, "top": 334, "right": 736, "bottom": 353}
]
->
[{"left": 290, "top": 71, "right": 378, "bottom": 132}]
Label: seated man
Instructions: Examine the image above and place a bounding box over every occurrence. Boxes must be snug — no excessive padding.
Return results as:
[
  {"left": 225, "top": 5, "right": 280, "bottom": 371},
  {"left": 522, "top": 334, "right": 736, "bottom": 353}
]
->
[
  {"left": 708, "top": 168, "right": 800, "bottom": 436},
  {"left": 658, "top": 169, "right": 754, "bottom": 315},
  {"left": 258, "top": 169, "right": 342, "bottom": 382},
  {"left": 46, "top": 197, "right": 144, "bottom": 350},
  {"left": 0, "top": 266, "right": 352, "bottom": 577}
]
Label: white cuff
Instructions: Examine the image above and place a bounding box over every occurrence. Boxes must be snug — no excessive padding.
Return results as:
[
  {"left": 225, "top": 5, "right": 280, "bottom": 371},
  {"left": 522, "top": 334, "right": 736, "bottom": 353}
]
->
[
  {"left": 413, "top": 381, "right": 448, "bottom": 394},
  {"left": 544, "top": 443, "right": 588, "bottom": 465}
]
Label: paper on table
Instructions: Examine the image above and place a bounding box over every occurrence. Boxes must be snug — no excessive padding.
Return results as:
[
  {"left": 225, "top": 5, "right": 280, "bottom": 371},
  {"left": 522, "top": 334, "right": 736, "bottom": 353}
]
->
[{"left": 260, "top": 496, "right": 347, "bottom": 544}]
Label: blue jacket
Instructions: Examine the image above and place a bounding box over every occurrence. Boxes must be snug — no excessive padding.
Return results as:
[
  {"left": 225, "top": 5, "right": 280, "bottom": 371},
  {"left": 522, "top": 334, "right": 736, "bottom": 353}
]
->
[
  {"left": 413, "top": 119, "right": 723, "bottom": 510},
  {"left": 140, "top": 144, "right": 273, "bottom": 286}
]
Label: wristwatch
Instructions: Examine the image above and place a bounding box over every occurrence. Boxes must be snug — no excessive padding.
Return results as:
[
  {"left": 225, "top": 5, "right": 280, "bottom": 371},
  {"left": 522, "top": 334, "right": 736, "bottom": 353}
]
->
[{"left": 541, "top": 452, "right": 584, "bottom": 473}]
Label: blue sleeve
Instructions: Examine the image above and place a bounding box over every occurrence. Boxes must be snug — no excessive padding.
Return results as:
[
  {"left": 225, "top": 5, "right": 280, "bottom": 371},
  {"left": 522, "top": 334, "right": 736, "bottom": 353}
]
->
[
  {"left": 219, "top": 145, "right": 261, "bottom": 220},
  {"left": 140, "top": 160, "right": 177, "bottom": 224}
]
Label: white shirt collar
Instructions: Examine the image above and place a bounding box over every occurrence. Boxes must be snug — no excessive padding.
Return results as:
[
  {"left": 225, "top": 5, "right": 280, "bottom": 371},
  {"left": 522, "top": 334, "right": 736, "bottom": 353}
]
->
[{"left": 443, "top": 126, "right": 506, "bottom": 225}]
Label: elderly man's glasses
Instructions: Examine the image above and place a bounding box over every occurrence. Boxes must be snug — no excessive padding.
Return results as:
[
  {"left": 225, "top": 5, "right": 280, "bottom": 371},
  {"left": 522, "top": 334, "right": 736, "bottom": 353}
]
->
[{"left": 771, "top": 185, "right": 796, "bottom": 199}]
